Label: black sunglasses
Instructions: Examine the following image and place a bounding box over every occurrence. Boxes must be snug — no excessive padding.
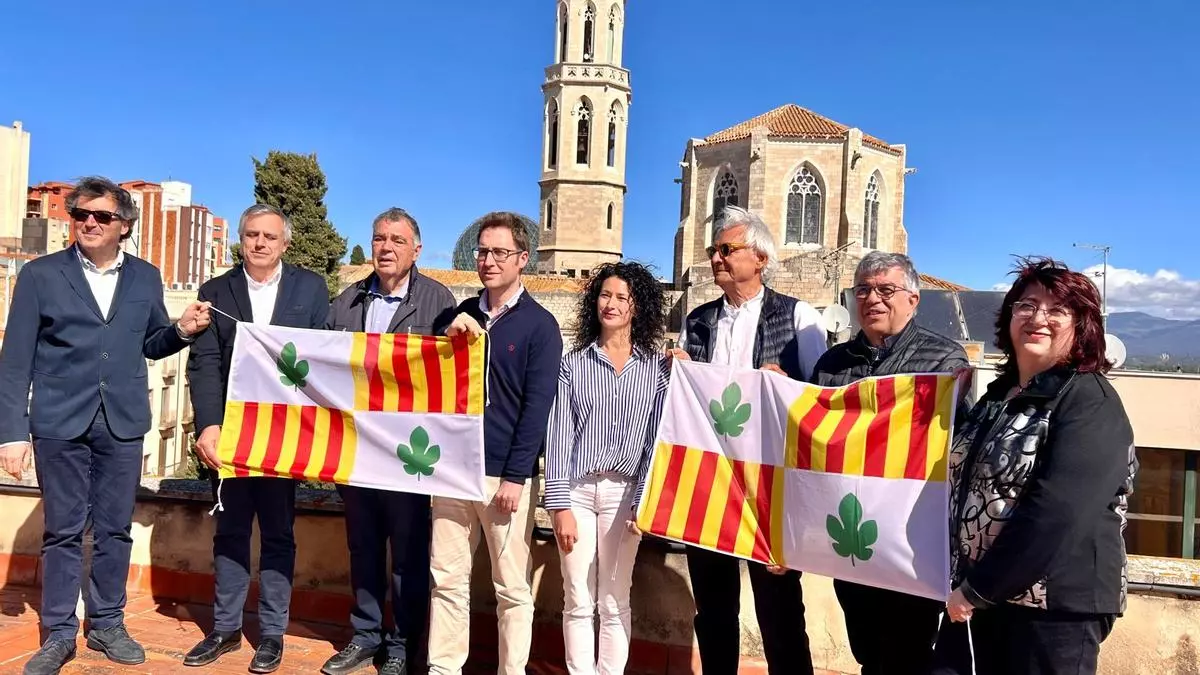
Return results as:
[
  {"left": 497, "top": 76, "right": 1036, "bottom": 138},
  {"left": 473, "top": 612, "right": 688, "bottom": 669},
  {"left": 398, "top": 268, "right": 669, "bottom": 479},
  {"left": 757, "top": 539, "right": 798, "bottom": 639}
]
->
[{"left": 69, "top": 207, "right": 123, "bottom": 225}]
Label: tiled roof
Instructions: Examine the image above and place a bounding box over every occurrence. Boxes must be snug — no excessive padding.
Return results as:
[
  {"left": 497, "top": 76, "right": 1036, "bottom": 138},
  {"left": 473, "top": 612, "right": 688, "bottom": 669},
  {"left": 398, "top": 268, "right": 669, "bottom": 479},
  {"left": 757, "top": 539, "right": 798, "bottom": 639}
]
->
[
  {"left": 337, "top": 264, "right": 586, "bottom": 294},
  {"left": 702, "top": 104, "right": 897, "bottom": 153},
  {"left": 918, "top": 273, "right": 969, "bottom": 292}
]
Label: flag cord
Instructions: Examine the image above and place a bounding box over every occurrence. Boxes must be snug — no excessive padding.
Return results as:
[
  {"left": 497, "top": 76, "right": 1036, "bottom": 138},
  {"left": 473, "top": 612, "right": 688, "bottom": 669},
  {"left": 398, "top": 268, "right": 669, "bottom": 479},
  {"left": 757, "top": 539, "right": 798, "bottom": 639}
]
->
[
  {"left": 208, "top": 477, "right": 226, "bottom": 516},
  {"left": 482, "top": 329, "right": 492, "bottom": 407}
]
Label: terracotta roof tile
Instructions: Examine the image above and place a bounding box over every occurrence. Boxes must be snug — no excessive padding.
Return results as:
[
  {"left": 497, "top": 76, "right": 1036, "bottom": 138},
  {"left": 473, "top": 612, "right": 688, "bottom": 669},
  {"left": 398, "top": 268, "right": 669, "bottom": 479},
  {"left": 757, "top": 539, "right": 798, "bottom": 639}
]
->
[
  {"left": 918, "top": 273, "right": 969, "bottom": 292},
  {"left": 702, "top": 103, "right": 897, "bottom": 153}
]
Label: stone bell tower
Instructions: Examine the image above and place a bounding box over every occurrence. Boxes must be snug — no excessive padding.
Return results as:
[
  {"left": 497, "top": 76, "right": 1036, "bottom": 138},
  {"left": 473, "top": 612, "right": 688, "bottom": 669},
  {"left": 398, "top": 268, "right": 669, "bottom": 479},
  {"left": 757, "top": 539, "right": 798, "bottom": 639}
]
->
[{"left": 536, "top": 0, "right": 631, "bottom": 278}]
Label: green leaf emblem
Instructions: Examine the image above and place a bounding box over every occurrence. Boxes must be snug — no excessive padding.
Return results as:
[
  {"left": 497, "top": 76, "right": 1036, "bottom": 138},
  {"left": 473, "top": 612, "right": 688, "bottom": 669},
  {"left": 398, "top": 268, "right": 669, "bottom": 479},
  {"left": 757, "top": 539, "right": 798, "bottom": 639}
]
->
[
  {"left": 276, "top": 341, "right": 309, "bottom": 389},
  {"left": 709, "top": 382, "right": 752, "bottom": 438},
  {"left": 826, "top": 493, "right": 878, "bottom": 566},
  {"left": 396, "top": 426, "right": 441, "bottom": 480}
]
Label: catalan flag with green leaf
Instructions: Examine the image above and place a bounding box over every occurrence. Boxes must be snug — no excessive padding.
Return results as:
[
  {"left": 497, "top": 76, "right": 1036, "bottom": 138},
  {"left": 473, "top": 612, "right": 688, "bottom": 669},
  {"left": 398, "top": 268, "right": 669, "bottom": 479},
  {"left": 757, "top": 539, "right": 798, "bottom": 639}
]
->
[
  {"left": 215, "top": 323, "right": 487, "bottom": 501},
  {"left": 636, "top": 360, "right": 959, "bottom": 600}
]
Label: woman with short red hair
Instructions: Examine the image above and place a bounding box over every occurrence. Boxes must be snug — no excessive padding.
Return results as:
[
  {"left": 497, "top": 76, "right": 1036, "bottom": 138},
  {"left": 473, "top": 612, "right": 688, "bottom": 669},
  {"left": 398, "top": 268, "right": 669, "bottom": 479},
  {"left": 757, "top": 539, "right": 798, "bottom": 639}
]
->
[{"left": 933, "top": 258, "right": 1138, "bottom": 675}]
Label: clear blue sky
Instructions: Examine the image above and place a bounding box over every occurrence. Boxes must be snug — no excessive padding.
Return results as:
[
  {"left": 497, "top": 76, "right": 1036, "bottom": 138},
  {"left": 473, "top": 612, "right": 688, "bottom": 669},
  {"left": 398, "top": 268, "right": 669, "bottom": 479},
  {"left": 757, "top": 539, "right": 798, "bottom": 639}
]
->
[{"left": 2, "top": 0, "right": 1197, "bottom": 310}]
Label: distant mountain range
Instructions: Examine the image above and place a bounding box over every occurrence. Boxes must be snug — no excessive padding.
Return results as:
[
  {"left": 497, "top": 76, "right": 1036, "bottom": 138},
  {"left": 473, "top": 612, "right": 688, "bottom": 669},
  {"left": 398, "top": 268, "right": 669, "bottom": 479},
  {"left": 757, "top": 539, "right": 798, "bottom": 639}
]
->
[{"left": 1107, "top": 312, "right": 1200, "bottom": 366}]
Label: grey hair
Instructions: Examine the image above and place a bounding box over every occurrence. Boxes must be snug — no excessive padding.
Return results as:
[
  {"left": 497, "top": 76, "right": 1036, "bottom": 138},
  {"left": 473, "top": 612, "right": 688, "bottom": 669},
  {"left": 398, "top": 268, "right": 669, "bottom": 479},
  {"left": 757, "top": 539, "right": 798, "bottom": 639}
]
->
[
  {"left": 855, "top": 250, "right": 921, "bottom": 291},
  {"left": 67, "top": 177, "right": 138, "bottom": 240},
  {"left": 713, "top": 204, "right": 778, "bottom": 280},
  {"left": 238, "top": 204, "right": 293, "bottom": 244},
  {"left": 372, "top": 207, "right": 422, "bottom": 246}
]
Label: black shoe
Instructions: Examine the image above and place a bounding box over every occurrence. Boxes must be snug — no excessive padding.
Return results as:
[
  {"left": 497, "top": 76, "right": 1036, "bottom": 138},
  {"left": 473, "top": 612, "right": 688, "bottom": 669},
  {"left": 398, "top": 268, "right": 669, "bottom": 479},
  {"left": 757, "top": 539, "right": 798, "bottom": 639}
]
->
[
  {"left": 182, "top": 630, "right": 242, "bottom": 666},
  {"left": 22, "top": 639, "right": 76, "bottom": 675},
  {"left": 380, "top": 656, "right": 407, "bottom": 675},
  {"left": 85, "top": 624, "right": 146, "bottom": 665},
  {"left": 249, "top": 636, "right": 284, "bottom": 674},
  {"left": 320, "top": 643, "right": 377, "bottom": 675}
]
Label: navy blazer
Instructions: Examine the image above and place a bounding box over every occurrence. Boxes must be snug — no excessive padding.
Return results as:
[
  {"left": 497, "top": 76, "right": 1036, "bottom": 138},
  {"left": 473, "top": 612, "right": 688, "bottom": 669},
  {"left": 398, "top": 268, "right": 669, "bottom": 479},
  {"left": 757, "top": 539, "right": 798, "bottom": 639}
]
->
[
  {"left": 0, "top": 247, "right": 190, "bottom": 443},
  {"left": 185, "top": 263, "right": 330, "bottom": 433}
]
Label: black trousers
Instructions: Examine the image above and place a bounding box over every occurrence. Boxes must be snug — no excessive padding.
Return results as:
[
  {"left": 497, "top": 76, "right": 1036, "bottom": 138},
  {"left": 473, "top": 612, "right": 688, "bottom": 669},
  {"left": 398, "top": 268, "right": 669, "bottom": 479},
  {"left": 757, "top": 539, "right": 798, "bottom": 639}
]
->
[
  {"left": 337, "top": 484, "right": 431, "bottom": 661},
  {"left": 931, "top": 604, "right": 1116, "bottom": 675},
  {"left": 210, "top": 476, "right": 297, "bottom": 636},
  {"left": 34, "top": 409, "right": 143, "bottom": 642},
  {"left": 685, "top": 546, "right": 814, "bottom": 675},
  {"left": 834, "top": 579, "right": 943, "bottom": 674}
]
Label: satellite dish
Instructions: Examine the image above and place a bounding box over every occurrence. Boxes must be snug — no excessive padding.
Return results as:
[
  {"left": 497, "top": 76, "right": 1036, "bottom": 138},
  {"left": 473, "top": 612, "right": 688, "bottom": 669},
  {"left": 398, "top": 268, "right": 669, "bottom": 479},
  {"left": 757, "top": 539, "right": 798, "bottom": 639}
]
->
[
  {"left": 1104, "top": 334, "right": 1127, "bottom": 370},
  {"left": 822, "top": 305, "right": 851, "bottom": 334}
]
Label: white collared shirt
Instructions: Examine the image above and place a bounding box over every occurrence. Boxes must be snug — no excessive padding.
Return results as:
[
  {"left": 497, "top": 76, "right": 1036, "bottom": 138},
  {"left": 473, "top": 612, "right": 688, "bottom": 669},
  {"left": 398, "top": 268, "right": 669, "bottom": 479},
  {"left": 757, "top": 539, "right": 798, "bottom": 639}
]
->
[
  {"left": 78, "top": 247, "right": 125, "bottom": 320},
  {"left": 478, "top": 286, "right": 525, "bottom": 328},
  {"left": 679, "top": 287, "right": 827, "bottom": 380},
  {"left": 246, "top": 264, "right": 283, "bottom": 325}
]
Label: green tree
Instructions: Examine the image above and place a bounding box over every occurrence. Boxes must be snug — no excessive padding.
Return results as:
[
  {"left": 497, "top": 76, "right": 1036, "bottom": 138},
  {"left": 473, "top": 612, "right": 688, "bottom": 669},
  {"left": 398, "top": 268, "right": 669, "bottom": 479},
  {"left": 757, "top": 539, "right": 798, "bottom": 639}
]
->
[
  {"left": 349, "top": 244, "right": 366, "bottom": 265},
  {"left": 252, "top": 150, "right": 347, "bottom": 295}
]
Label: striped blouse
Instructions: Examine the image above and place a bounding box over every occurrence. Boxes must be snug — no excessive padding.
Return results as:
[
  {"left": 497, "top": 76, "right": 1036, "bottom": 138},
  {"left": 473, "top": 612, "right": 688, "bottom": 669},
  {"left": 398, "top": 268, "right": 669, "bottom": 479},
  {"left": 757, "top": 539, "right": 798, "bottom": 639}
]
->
[{"left": 543, "top": 343, "right": 671, "bottom": 511}]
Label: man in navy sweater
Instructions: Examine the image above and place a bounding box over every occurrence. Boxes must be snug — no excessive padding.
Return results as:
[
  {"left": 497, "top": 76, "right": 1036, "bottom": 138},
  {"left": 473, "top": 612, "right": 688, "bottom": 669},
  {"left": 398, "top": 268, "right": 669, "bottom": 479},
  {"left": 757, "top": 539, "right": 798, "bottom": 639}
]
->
[{"left": 426, "top": 212, "right": 562, "bottom": 675}]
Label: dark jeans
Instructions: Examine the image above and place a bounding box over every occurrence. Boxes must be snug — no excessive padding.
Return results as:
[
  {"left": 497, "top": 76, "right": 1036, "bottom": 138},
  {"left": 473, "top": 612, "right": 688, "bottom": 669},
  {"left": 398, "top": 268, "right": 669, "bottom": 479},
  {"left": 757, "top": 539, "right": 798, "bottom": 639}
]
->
[
  {"left": 834, "top": 579, "right": 943, "bottom": 674},
  {"left": 931, "top": 604, "right": 1116, "bottom": 675},
  {"left": 338, "top": 484, "right": 431, "bottom": 660},
  {"left": 210, "top": 475, "right": 297, "bottom": 636},
  {"left": 33, "top": 409, "right": 143, "bottom": 642},
  {"left": 685, "top": 546, "right": 813, "bottom": 675}
]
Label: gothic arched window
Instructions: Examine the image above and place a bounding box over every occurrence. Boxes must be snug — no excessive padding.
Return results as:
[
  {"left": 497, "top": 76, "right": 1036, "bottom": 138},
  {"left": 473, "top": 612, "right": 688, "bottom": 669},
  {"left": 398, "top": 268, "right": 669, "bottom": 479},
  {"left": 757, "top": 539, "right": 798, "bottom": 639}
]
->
[
  {"left": 606, "top": 203, "right": 614, "bottom": 229},
  {"left": 785, "top": 164, "right": 823, "bottom": 245},
  {"left": 711, "top": 170, "right": 739, "bottom": 240},
  {"left": 547, "top": 99, "right": 559, "bottom": 169},
  {"left": 607, "top": 5, "right": 619, "bottom": 61},
  {"left": 575, "top": 99, "right": 592, "bottom": 165},
  {"left": 557, "top": 3, "right": 568, "bottom": 62},
  {"left": 583, "top": 4, "right": 596, "bottom": 63},
  {"left": 607, "top": 102, "right": 621, "bottom": 167},
  {"left": 864, "top": 172, "right": 881, "bottom": 249}
]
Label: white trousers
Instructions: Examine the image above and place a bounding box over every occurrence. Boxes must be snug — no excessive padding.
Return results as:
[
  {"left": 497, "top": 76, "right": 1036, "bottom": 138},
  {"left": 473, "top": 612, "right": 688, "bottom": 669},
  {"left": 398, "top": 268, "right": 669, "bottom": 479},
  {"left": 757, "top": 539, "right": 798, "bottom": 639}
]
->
[{"left": 555, "top": 474, "right": 642, "bottom": 675}]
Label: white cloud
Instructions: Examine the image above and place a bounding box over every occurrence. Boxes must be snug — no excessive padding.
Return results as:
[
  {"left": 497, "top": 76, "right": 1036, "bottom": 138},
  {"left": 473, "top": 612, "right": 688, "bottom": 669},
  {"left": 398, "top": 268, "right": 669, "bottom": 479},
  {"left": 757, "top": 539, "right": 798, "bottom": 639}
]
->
[
  {"left": 988, "top": 266, "right": 1200, "bottom": 320},
  {"left": 1082, "top": 265, "right": 1200, "bottom": 319}
]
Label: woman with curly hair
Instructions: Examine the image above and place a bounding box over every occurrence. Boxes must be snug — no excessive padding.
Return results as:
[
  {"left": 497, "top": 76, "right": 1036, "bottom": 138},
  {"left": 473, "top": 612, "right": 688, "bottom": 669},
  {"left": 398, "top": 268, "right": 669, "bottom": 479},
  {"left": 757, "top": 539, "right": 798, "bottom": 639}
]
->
[
  {"left": 544, "top": 261, "right": 671, "bottom": 675},
  {"left": 933, "top": 257, "right": 1138, "bottom": 675}
]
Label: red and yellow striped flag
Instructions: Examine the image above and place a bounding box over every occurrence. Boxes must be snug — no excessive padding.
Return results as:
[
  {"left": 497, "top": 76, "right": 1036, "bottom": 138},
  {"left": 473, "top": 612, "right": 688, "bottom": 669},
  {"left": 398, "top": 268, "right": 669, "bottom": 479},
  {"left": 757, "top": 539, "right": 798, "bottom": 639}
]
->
[
  {"left": 785, "top": 374, "right": 954, "bottom": 481},
  {"left": 350, "top": 333, "right": 485, "bottom": 414},
  {"left": 217, "top": 402, "right": 357, "bottom": 482},
  {"left": 637, "top": 443, "right": 786, "bottom": 565}
]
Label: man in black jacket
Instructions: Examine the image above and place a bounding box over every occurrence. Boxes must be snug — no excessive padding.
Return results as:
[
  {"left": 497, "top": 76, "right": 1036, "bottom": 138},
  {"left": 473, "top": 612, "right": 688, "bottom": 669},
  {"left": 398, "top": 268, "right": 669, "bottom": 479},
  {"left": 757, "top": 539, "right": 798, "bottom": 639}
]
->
[
  {"left": 671, "top": 205, "right": 825, "bottom": 675},
  {"left": 320, "top": 208, "right": 457, "bottom": 675},
  {"left": 184, "top": 204, "right": 331, "bottom": 673},
  {"left": 811, "top": 250, "right": 969, "bottom": 675}
]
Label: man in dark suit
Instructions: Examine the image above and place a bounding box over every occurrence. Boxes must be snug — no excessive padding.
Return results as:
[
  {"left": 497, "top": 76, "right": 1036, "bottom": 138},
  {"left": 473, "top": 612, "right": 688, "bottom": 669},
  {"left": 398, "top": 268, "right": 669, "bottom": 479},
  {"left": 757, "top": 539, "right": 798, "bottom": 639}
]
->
[
  {"left": 182, "top": 204, "right": 330, "bottom": 674},
  {"left": 0, "top": 176, "right": 211, "bottom": 675},
  {"left": 319, "top": 208, "right": 456, "bottom": 675}
]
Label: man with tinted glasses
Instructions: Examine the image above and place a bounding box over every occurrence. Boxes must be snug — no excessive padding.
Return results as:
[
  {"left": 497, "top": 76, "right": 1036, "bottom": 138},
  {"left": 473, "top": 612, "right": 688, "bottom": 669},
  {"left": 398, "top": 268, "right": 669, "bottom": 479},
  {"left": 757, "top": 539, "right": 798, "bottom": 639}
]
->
[
  {"left": 320, "top": 208, "right": 456, "bottom": 675},
  {"left": 0, "top": 176, "right": 211, "bottom": 675},
  {"left": 668, "top": 205, "right": 825, "bottom": 675},
  {"left": 810, "top": 250, "right": 969, "bottom": 675},
  {"left": 428, "top": 212, "right": 561, "bottom": 675},
  {"left": 183, "top": 204, "right": 330, "bottom": 673}
]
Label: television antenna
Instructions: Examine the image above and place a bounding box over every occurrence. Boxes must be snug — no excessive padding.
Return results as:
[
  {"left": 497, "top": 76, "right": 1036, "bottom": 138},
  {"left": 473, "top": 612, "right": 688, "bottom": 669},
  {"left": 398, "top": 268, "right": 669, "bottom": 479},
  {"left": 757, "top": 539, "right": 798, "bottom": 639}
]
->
[
  {"left": 821, "top": 304, "right": 851, "bottom": 334},
  {"left": 1073, "top": 242, "right": 1110, "bottom": 330},
  {"left": 1104, "top": 333, "right": 1127, "bottom": 370},
  {"left": 820, "top": 241, "right": 856, "bottom": 299}
]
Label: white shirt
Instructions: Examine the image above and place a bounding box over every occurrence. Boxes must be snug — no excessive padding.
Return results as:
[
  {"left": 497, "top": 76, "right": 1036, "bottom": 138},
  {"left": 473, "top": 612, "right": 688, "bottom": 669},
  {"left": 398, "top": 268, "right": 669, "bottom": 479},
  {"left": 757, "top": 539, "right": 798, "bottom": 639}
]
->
[
  {"left": 679, "top": 287, "right": 828, "bottom": 380},
  {"left": 478, "top": 286, "right": 525, "bottom": 328},
  {"left": 246, "top": 264, "right": 282, "bottom": 325},
  {"left": 78, "top": 248, "right": 124, "bottom": 320}
]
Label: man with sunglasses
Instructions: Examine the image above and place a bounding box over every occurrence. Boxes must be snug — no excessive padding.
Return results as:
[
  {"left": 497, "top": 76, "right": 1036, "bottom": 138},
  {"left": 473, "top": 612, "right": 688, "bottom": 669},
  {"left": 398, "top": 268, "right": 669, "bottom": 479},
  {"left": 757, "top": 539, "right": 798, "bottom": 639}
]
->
[
  {"left": 429, "top": 212, "right": 561, "bottom": 675},
  {"left": 810, "top": 250, "right": 968, "bottom": 675},
  {"left": 668, "top": 205, "right": 826, "bottom": 675},
  {"left": 0, "top": 176, "right": 211, "bottom": 675}
]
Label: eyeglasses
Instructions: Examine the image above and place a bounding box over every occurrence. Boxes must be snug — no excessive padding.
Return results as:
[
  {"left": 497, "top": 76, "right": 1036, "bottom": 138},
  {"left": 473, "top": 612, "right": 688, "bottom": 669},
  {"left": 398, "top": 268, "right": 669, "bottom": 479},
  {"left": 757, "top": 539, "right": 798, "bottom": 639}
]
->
[
  {"left": 473, "top": 247, "right": 523, "bottom": 263},
  {"left": 705, "top": 242, "right": 751, "bottom": 259},
  {"left": 852, "top": 283, "right": 911, "bottom": 300},
  {"left": 1011, "top": 300, "right": 1072, "bottom": 324},
  {"left": 69, "top": 207, "right": 123, "bottom": 225}
]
